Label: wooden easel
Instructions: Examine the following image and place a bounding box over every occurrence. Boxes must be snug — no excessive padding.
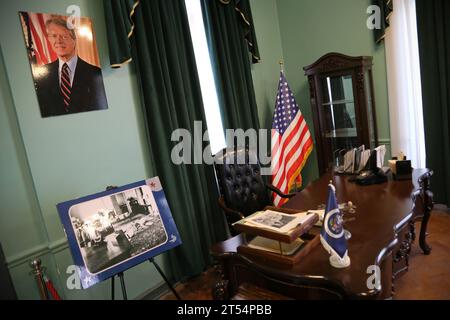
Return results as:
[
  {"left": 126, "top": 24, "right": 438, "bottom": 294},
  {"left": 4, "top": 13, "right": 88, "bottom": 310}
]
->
[{"left": 105, "top": 186, "right": 181, "bottom": 300}]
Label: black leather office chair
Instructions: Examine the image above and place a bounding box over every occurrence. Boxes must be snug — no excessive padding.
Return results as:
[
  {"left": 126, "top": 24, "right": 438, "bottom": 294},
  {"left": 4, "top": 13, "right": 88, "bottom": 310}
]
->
[{"left": 213, "top": 147, "right": 296, "bottom": 236}]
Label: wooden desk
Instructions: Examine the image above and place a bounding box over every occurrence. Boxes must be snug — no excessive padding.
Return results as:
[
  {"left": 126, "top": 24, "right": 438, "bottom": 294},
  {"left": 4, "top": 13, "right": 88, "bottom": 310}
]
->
[{"left": 210, "top": 169, "right": 433, "bottom": 300}]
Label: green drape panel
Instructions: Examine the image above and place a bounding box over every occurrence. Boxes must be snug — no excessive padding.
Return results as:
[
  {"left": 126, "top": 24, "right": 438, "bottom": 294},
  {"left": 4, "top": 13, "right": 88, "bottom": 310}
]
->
[
  {"left": 104, "top": 0, "right": 136, "bottom": 67},
  {"left": 104, "top": 0, "right": 228, "bottom": 280},
  {"left": 201, "top": 0, "right": 261, "bottom": 133},
  {"left": 234, "top": 0, "right": 260, "bottom": 64},
  {"left": 416, "top": 0, "right": 450, "bottom": 206},
  {"left": 372, "top": 0, "right": 393, "bottom": 43}
]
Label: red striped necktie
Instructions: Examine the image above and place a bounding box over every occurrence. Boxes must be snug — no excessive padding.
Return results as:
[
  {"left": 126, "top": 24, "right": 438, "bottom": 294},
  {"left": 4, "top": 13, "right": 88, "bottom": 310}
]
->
[{"left": 60, "top": 63, "right": 71, "bottom": 111}]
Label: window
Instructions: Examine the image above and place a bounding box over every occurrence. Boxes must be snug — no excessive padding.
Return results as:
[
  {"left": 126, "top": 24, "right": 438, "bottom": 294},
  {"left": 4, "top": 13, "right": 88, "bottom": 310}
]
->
[
  {"left": 185, "top": 0, "right": 226, "bottom": 155},
  {"left": 385, "top": 0, "right": 426, "bottom": 168}
]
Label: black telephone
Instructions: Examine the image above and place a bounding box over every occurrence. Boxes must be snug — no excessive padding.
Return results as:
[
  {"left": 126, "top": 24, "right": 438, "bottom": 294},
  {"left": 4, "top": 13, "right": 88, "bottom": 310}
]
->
[{"left": 353, "top": 150, "right": 388, "bottom": 185}]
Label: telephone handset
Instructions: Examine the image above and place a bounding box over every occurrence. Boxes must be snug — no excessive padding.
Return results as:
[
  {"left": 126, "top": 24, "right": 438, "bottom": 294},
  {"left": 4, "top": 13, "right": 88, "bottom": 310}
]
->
[{"left": 354, "top": 150, "right": 388, "bottom": 185}]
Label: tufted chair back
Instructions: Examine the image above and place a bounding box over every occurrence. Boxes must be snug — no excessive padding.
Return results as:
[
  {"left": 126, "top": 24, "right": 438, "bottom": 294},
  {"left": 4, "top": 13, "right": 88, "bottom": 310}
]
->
[{"left": 214, "top": 148, "right": 271, "bottom": 224}]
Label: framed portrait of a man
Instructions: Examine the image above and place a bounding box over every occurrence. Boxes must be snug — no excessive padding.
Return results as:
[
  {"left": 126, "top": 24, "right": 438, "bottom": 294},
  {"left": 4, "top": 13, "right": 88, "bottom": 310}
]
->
[
  {"left": 19, "top": 12, "right": 108, "bottom": 118},
  {"left": 57, "top": 177, "right": 182, "bottom": 289}
]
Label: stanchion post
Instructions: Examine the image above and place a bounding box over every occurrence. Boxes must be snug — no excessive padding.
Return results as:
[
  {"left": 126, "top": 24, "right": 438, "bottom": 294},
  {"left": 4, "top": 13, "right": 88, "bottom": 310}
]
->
[{"left": 30, "top": 258, "right": 49, "bottom": 300}]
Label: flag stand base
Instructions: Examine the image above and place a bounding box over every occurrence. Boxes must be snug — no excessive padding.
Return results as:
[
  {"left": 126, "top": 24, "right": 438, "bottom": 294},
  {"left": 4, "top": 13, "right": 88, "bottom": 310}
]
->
[{"left": 329, "top": 254, "right": 351, "bottom": 268}]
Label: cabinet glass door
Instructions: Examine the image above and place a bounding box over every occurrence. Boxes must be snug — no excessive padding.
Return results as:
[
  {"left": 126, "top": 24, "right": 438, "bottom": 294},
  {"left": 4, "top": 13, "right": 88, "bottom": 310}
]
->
[
  {"left": 320, "top": 75, "right": 358, "bottom": 167},
  {"left": 304, "top": 53, "right": 377, "bottom": 175}
]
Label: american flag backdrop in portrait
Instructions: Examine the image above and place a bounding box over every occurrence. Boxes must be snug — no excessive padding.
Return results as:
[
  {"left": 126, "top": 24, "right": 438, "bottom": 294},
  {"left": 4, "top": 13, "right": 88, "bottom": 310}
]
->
[
  {"left": 20, "top": 12, "right": 57, "bottom": 65},
  {"left": 271, "top": 71, "right": 313, "bottom": 207}
]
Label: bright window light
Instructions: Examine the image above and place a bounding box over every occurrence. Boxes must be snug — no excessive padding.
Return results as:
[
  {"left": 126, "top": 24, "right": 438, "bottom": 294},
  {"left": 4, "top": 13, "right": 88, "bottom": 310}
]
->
[{"left": 185, "top": 0, "right": 226, "bottom": 155}]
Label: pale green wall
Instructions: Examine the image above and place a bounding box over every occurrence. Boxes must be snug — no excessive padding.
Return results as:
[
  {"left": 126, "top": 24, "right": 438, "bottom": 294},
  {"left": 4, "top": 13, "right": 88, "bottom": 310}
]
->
[
  {"left": 0, "top": 0, "right": 163, "bottom": 299},
  {"left": 250, "top": 0, "right": 284, "bottom": 131},
  {"left": 251, "top": 0, "right": 391, "bottom": 183},
  {"left": 249, "top": 0, "right": 284, "bottom": 172}
]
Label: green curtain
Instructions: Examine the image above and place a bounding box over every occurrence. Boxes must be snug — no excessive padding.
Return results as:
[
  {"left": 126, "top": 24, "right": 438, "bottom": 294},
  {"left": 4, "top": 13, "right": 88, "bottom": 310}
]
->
[
  {"left": 416, "top": 0, "right": 450, "bottom": 207},
  {"left": 232, "top": 0, "right": 260, "bottom": 64},
  {"left": 104, "top": 0, "right": 228, "bottom": 280},
  {"left": 103, "top": 0, "right": 136, "bottom": 67},
  {"left": 201, "top": 0, "right": 261, "bottom": 133}
]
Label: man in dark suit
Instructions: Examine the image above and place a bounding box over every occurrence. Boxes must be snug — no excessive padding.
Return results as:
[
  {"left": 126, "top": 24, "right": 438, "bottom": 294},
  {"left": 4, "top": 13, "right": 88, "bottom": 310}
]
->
[{"left": 35, "top": 17, "right": 108, "bottom": 117}]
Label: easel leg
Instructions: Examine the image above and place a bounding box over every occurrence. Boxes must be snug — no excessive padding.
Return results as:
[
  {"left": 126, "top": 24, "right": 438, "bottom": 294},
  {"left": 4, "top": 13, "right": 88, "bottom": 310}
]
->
[
  {"left": 111, "top": 276, "right": 115, "bottom": 300},
  {"left": 118, "top": 272, "right": 128, "bottom": 300},
  {"left": 149, "top": 258, "right": 181, "bottom": 300}
]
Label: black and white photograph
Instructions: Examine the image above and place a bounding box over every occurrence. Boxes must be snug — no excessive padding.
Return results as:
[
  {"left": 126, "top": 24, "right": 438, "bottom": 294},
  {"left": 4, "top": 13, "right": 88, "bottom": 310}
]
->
[
  {"left": 57, "top": 178, "right": 182, "bottom": 289},
  {"left": 68, "top": 185, "right": 167, "bottom": 274},
  {"left": 240, "top": 209, "right": 313, "bottom": 234},
  {"left": 251, "top": 210, "right": 297, "bottom": 230}
]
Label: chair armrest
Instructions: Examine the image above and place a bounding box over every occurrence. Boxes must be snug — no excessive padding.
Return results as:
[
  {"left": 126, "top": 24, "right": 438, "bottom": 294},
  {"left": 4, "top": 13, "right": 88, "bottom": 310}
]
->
[
  {"left": 218, "top": 197, "right": 245, "bottom": 221},
  {"left": 266, "top": 183, "right": 296, "bottom": 199}
]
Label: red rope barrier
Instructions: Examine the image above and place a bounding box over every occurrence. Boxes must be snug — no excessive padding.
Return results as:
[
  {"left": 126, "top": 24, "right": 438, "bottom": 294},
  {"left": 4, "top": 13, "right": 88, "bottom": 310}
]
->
[{"left": 43, "top": 274, "right": 61, "bottom": 300}]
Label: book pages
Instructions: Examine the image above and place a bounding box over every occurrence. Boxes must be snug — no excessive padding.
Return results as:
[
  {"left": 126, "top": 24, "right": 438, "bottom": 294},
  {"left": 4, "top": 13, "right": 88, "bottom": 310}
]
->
[
  {"left": 235, "top": 210, "right": 313, "bottom": 234},
  {"left": 247, "top": 236, "right": 304, "bottom": 256}
]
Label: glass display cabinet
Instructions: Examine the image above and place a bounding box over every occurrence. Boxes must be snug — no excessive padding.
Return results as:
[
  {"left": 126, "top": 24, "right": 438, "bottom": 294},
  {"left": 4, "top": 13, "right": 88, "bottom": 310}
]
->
[{"left": 303, "top": 52, "right": 378, "bottom": 175}]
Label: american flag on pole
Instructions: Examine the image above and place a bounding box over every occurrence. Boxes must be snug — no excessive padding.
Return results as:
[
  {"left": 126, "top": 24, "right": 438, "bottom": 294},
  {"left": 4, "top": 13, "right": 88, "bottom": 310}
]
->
[{"left": 271, "top": 71, "right": 313, "bottom": 207}]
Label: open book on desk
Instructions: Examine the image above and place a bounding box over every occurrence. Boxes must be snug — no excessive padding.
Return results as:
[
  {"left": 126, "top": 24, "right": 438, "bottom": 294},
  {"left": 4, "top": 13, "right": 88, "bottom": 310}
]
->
[
  {"left": 295, "top": 210, "right": 324, "bottom": 226},
  {"left": 233, "top": 209, "right": 319, "bottom": 243}
]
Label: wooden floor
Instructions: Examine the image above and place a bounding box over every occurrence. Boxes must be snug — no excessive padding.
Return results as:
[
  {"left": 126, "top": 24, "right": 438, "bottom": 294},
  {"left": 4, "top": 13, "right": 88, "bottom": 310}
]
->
[
  {"left": 394, "top": 211, "right": 450, "bottom": 300},
  {"left": 160, "top": 210, "right": 450, "bottom": 300}
]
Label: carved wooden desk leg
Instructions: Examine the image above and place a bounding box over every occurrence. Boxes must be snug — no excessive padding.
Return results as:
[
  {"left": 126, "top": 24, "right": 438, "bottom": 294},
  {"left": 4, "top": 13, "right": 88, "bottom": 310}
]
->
[
  {"left": 418, "top": 172, "right": 434, "bottom": 255},
  {"left": 410, "top": 219, "right": 416, "bottom": 242},
  {"left": 419, "top": 189, "right": 433, "bottom": 255},
  {"left": 212, "top": 263, "right": 229, "bottom": 300}
]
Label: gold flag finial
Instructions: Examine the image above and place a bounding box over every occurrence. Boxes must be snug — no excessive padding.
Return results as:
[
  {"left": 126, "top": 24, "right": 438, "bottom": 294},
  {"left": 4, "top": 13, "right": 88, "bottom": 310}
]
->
[{"left": 279, "top": 59, "right": 284, "bottom": 72}]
